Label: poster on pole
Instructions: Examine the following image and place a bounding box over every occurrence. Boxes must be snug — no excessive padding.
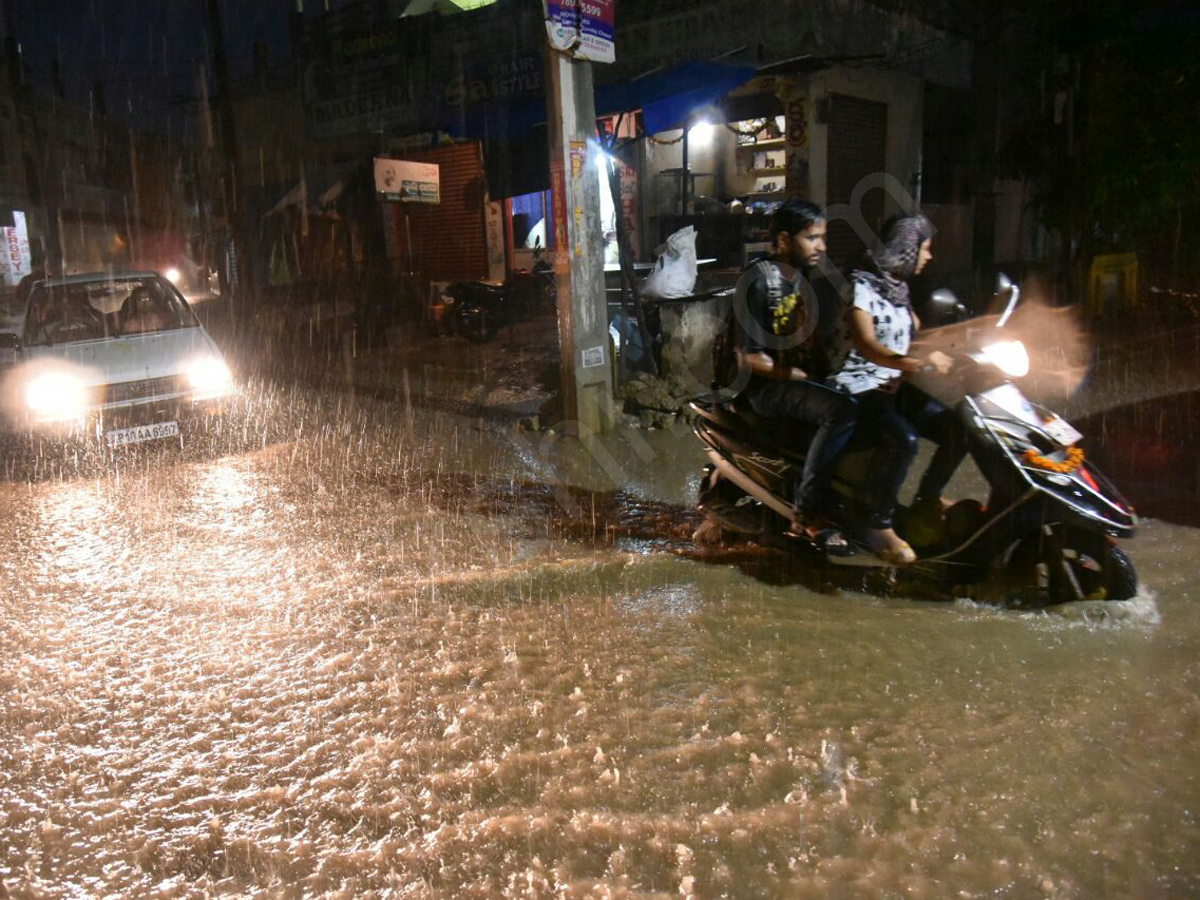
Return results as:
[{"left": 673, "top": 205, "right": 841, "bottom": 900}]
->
[
  {"left": 545, "top": 0, "right": 616, "bottom": 65},
  {"left": 374, "top": 157, "right": 441, "bottom": 204},
  {"left": 549, "top": 158, "right": 570, "bottom": 265}
]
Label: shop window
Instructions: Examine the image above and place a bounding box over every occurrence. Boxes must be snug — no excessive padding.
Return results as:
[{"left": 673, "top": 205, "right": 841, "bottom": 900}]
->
[{"left": 509, "top": 189, "right": 554, "bottom": 251}]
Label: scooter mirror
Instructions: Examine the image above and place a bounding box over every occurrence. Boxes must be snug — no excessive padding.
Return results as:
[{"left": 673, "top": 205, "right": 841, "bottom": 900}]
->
[{"left": 931, "top": 288, "right": 959, "bottom": 307}]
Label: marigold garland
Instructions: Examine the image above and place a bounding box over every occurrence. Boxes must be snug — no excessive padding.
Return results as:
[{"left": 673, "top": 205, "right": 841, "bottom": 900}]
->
[{"left": 1023, "top": 445, "right": 1085, "bottom": 473}]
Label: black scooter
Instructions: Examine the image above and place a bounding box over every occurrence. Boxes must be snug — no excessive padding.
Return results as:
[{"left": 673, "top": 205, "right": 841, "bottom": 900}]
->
[{"left": 690, "top": 277, "right": 1139, "bottom": 605}]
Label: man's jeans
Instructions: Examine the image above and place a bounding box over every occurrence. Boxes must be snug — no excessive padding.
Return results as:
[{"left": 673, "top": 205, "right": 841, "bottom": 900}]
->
[{"left": 742, "top": 377, "right": 858, "bottom": 515}]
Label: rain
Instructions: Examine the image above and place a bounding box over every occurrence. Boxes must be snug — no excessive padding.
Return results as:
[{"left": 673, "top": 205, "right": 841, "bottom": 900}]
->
[{"left": 2, "top": 0, "right": 1200, "bottom": 896}]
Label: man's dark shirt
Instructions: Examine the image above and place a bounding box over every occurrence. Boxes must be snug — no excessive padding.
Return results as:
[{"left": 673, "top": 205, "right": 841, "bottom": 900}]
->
[{"left": 732, "top": 257, "right": 842, "bottom": 383}]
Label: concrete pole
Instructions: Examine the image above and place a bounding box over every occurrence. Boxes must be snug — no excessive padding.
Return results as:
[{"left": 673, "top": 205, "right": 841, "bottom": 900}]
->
[{"left": 544, "top": 48, "right": 615, "bottom": 434}]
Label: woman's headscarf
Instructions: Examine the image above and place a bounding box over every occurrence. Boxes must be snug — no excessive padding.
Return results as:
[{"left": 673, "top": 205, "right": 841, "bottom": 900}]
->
[{"left": 853, "top": 214, "right": 933, "bottom": 309}]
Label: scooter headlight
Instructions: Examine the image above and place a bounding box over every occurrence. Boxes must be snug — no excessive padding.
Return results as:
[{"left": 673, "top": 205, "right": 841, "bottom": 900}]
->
[
  {"left": 164, "top": 267, "right": 182, "bottom": 285},
  {"left": 24, "top": 371, "right": 89, "bottom": 421},
  {"left": 186, "top": 356, "right": 234, "bottom": 399},
  {"left": 980, "top": 340, "right": 1030, "bottom": 378}
]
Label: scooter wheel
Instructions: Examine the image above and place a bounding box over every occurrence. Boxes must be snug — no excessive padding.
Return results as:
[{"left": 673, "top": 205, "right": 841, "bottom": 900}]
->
[
  {"left": 1011, "top": 530, "right": 1137, "bottom": 605},
  {"left": 1104, "top": 546, "right": 1138, "bottom": 601}
]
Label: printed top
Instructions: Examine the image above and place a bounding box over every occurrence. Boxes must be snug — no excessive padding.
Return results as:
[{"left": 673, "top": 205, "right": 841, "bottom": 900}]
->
[{"left": 827, "top": 277, "right": 915, "bottom": 394}]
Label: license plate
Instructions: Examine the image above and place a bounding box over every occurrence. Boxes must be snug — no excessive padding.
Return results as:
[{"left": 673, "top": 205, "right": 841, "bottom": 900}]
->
[
  {"left": 106, "top": 420, "right": 179, "bottom": 447},
  {"left": 1043, "top": 416, "right": 1082, "bottom": 447}
]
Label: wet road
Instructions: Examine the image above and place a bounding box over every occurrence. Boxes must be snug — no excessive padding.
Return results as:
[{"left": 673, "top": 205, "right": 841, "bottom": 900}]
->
[{"left": 2, "top": 380, "right": 1199, "bottom": 897}]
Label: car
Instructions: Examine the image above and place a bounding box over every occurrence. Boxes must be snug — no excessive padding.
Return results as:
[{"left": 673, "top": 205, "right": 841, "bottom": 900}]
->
[{"left": 0, "top": 271, "right": 235, "bottom": 448}]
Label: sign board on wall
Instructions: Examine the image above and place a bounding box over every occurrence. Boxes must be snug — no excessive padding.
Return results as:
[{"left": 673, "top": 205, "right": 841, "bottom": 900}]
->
[
  {"left": 303, "top": 5, "right": 545, "bottom": 140},
  {"left": 0, "top": 211, "right": 31, "bottom": 288},
  {"left": 374, "top": 158, "right": 441, "bottom": 204},
  {"left": 304, "top": 21, "right": 416, "bottom": 139},
  {"left": 545, "top": 0, "right": 616, "bottom": 64}
]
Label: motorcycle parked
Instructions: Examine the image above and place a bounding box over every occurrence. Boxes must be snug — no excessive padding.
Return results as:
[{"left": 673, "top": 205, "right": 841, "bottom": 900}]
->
[
  {"left": 690, "top": 277, "right": 1139, "bottom": 605},
  {"left": 444, "top": 248, "right": 556, "bottom": 343}
]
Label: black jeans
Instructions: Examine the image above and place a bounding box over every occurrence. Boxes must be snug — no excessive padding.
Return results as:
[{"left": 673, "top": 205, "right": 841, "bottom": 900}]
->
[
  {"left": 742, "top": 377, "right": 858, "bottom": 515},
  {"left": 857, "top": 382, "right": 968, "bottom": 528}
]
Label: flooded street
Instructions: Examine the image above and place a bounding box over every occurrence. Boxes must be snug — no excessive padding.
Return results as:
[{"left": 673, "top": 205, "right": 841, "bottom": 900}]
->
[{"left": 2, "top": 381, "right": 1198, "bottom": 897}]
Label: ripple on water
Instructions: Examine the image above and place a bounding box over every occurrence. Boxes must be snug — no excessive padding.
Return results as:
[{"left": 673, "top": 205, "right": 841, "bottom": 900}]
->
[{"left": 1, "top": 383, "right": 1197, "bottom": 897}]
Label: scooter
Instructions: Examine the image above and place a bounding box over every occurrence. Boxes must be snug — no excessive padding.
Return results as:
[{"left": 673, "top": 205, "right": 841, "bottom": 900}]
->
[{"left": 690, "top": 277, "right": 1139, "bottom": 606}]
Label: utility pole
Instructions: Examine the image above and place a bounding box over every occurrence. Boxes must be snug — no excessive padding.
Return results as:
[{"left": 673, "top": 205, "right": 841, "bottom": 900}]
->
[
  {"left": 203, "top": 0, "right": 255, "bottom": 308},
  {"left": 544, "top": 46, "right": 614, "bottom": 434}
]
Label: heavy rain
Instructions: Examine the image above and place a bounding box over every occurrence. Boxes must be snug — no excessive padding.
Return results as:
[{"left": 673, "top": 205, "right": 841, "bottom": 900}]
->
[{"left": 2, "top": 0, "right": 1199, "bottom": 896}]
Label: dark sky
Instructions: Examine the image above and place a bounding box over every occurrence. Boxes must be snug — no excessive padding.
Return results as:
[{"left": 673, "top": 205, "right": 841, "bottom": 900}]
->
[{"left": 3, "top": 0, "right": 294, "bottom": 126}]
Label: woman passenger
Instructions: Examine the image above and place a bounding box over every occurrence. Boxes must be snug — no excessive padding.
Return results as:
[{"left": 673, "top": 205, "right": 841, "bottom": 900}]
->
[{"left": 827, "top": 214, "right": 965, "bottom": 565}]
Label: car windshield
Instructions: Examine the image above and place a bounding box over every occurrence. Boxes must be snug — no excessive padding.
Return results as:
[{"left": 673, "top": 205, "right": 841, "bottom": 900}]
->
[{"left": 24, "top": 278, "right": 195, "bottom": 346}]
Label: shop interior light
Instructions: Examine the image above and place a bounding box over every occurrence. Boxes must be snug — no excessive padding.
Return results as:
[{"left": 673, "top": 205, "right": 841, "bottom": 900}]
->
[{"left": 688, "top": 120, "right": 714, "bottom": 145}]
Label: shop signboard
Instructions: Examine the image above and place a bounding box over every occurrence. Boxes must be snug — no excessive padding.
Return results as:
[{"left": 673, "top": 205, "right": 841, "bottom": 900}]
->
[
  {"left": 441, "top": 51, "right": 543, "bottom": 111},
  {"left": 303, "top": 20, "right": 417, "bottom": 139},
  {"left": 375, "top": 158, "right": 441, "bottom": 204},
  {"left": 545, "top": 0, "right": 616, "bottom": 64},
  {"left": 303, "top": 7, "right": 545, "bottom": 139}
]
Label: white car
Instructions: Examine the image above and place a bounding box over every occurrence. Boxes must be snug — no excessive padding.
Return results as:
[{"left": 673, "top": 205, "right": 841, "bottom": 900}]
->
[{"left": 0, "top": 271, "right": 235, "bottom": 447}]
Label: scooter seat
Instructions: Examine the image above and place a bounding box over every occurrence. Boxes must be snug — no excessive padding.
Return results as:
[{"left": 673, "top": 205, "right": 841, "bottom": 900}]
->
[{"left": 723, "top": 398, "right": 815, "bottom": 457}]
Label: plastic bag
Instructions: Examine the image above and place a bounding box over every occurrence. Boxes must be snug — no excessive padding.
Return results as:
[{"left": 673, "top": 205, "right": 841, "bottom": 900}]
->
[{"left": 641, "top": 226, "right": 697, "bottom": 300}]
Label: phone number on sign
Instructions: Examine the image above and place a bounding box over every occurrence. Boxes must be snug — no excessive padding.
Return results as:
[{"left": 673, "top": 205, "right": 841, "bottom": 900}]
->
[{"left": 558, "top": 0, "right": 607, "bottom": 16}]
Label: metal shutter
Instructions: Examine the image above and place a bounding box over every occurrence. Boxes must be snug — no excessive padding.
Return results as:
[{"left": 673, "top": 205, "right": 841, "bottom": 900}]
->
[
  {"left": 392, "top": 142, "right": 488, "bottom": 282},
  {"left": 825, "top": 93, "right": 888, "bottom": 270}
]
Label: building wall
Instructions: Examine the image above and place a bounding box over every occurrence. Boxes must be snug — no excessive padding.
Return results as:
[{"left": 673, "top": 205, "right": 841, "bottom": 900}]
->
[
  {"left": 614, "top": 0, "right": 971, "bottom": 90},
  {"left": 807, "top": 65, "right": 924, "bottom": 218},
  {"left": 233, "top": 86, "right": 306, "bottom": 191}
]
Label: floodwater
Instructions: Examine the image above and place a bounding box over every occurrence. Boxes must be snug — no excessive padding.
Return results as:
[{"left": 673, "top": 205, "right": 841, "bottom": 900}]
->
[{"left": 2, "top": 381, "right": 1198, "bottom": 897}]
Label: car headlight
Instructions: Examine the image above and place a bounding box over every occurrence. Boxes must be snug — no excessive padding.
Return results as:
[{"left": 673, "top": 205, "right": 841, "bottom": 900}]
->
[
  {"left": 25, "top": 371, "right": 89, "bottom": 420},
  {"left": 980, "top": 340, "right": 1030, "bottom": 378},
  {"left": 186, "top": 357, "right": 234, "bottom": 399}
]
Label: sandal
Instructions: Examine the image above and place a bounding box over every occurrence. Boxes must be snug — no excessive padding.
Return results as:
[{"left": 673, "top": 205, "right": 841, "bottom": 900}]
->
[
  {"left": 811, "top": 526, "right": 855, "bottom": 558},
  {"left": 788, "top": 512, "right": 855, "bottom": 559}
]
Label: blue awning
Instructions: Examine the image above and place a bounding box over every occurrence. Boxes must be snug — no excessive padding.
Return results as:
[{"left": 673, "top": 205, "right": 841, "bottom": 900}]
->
[
  {"left": 440, "top": 60, "right": 759, "bottom": 141},
  {"left": 595, "top": 60, "right": 758, "bottom": 134}
]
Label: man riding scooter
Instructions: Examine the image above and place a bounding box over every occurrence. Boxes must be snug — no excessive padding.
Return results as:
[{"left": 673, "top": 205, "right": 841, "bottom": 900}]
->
[{"left": 717, "top": 199, "right": 857, "bottom": 553}]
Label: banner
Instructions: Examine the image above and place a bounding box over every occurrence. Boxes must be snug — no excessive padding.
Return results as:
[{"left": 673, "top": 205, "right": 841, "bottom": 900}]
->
[
  {"left": 374, "top": 158, "right": 441, "bottom": 204},
  {"left": 545, "top": 0, "right": 616, "bottom": 65},
  {"left": 0, "top": 211, "right": 31, "bottom": 288}
]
